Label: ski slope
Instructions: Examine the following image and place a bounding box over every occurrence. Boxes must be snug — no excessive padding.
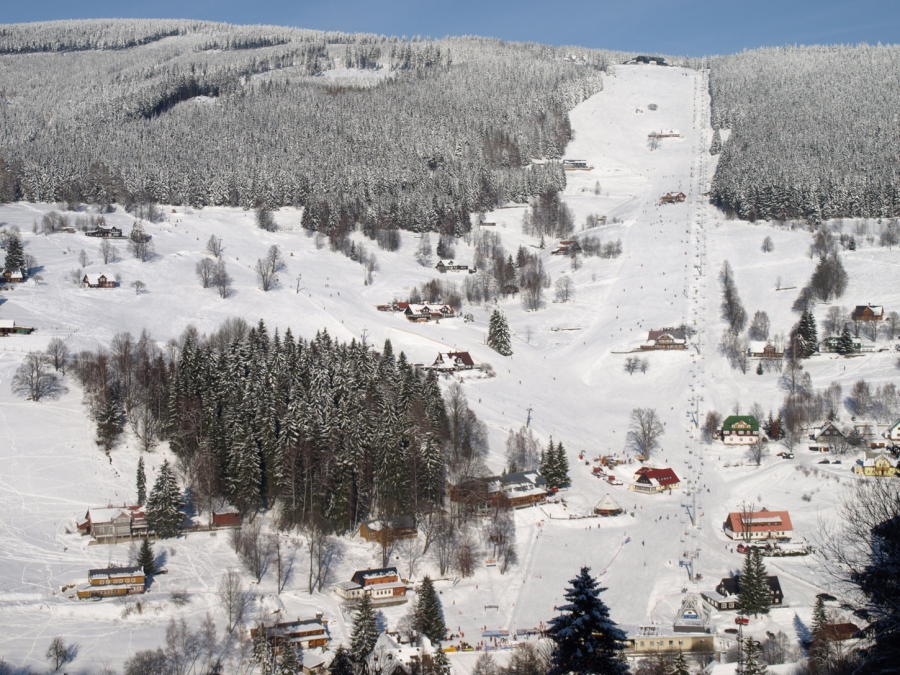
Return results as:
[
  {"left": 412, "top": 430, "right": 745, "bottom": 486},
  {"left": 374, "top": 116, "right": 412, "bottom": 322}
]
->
[{"left": 0, "top": 63, "right": 898, "bottom": 672}]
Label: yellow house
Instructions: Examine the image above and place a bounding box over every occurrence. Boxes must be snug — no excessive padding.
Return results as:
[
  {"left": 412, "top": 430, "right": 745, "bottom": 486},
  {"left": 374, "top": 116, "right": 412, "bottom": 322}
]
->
[{"left": 853, "top": 455, "right": 898, "bottom": 477}]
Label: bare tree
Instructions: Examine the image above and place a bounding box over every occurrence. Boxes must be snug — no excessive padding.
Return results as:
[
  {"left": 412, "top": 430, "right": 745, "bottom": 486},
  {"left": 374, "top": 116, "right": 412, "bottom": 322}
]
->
[
  {"left": 238, "top": 519, "right": 273, "bottom": 583},
  {"left": 131, "top": 280, "right": 146, "bottom": 295},
  {"left": 12, "top": 352, "right": 66, "bottom": 401},
  {"left": 45, "top": 636, "right": 71, "bottom": 672},
  {"left": 883, "top": 311, "right": 900, "bottom": 340},
  {"left": 398, "top": 537, "right": 425, "bottom": 580},
  {"left": 761, "top": 235, "right": 774, "bottom": 253},
  {"left": 454, "top": 526, "right": 479, "bottom": 577},
  {"left": 703, "top": 411, "right": 722, "bottom": 444},
  {"left": 627, "top": 408, "right": 665, "bottom": 460},
  {"left": 166, "top": 616, "right": 201, "bottom": 675},
  {"left": 416, "top": 233, "right": 433, "bottom": 266},
  {"left": 303, "top": 519, "right": 340, "bottom": 594},
  {"left": 864, "top": 319, "right": 879, "bottom": 342},
  {"left": 70, "top": 267, "right": 84, "bottom": 286},
  {"left": 205, "top": 235, "right": 224, "bottom": 258},
  {"left": 98, "top": 239, "right": 115, "bottom": 264},
  {"left": 78, "top": 248, "right": 90, "bottom": 267},
  {"left": 217, "top": 568, "right": 252, "bottom": 633},
  {"left": 748, "top": 311, "right": 770, "bottom": 341},
  {"left": 431, "top": 516, "right": 454, "bottom": 576},
  {"left": 266, "top": 244, "right": 285, "bottom": 273},
  {"left": 45, "top": 337, "right": 71, "bottom": 374},
  {"left": 255, "top": 257, "right": 277, "bottom": 291},
  {"left": 482, "top": 504, "right": 517, "bottom": 574},
  {"left": 747, "top": 440, "right": 766, "bottom": 467},
  {"left": 554, "top": 275, "right": 574, "bottom": 303},
  {"left": 196, "top": 258, "right": 216, "bottom": 288},
  {"left": 624, "top": 357, "right": 640, "bottom": 375},
  {"left": 213, "top": 260, "right": 232, "bottom": 298},
  {"left": 823, "top": 305, "right": 847, "bottom": 336}
]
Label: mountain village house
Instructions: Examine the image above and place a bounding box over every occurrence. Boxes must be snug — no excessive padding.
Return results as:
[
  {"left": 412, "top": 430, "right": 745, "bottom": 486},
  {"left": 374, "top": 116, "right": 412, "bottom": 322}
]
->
[
  {"left": 0, "top": 320, "right": 34, "bottom": 336},
  {"left": 659, "top": 191, "right": 686, "bottom": 204},
  {"left": 435, "top": 260, "right": 474, "bottom": 273},
  {"left": 212, "top": 507, "right": 242, "bottom": 528},
  {"left": 808, "top": 422, "right": 847, "bottom": 452},
  {"left": 1, "top": 269, "right": 25, "bottom": 283},
  {"left": 721, "top": 416, "right": 760, "bottom": 445},
  {"left": 85, "top": 226, "right": 124, "bottom": 238},
  {"left": 359, "top": 516, "right": 417, "bottom": 546},
  {"left": 82, "top": 273, "right": 116, "bottom": 289},
  {"left": 249, "top": 615, "right": 331, "bottom": 653},
  {"left": 551, "top": 240, "right": 582, "bottom": 256},
  {"left": 884, "top": 419, "right": 900, "bottom": 444},
  {"left": 431, "top": 351, "right": 475, "bottom": 372},
  {"left": 334, "top": 567, "right": 408, "bottom": 606},
  {"left": 404, "top": 303, "right": 455, "bottom": 322},
  {"left": 851, "top": 304, "right": 884, "bottom": 322},
  {"left": 641, "top": 327, "right": 688, "bottom": 351},
  {"left": 76, "top": 565, "right": 145, "bottom": 599},
  {"left": 77, "top": 505, "right": 148, "bottom": 542},
  {"left": 562, "top": 159, "right": 591, "bottom": 170},
  {"left": 853, "top": 454, "right": 899, "bottom": 477},
  {"left": 630, "top": 467, "right": 680, "bottom": 494},
  {"left": 701, "top": 575, "right": 784, "bottom": 611},
  {"left": 724, "top": 508, "right": 793, "bottom": 541},
  {"left": 449, "top": 472, "right": 550, "bottom": 511},
  {"left": 748, "top": 341, "right": 784, "bottom": 359},
  {"left": 366, "top": 633, "right": 438, "bottom": 675},
  {"left": 820, "top": 335, "right": 862, "bottom": 354}
]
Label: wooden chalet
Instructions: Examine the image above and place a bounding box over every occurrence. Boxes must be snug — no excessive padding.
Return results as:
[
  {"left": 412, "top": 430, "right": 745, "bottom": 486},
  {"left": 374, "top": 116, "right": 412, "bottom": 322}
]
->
[
  {"left": 85, "top": 226, "right": 124, "bottom": 238},
  {"left": 334, "top": 567, "right": 408, "bottom": 606},
  {"left": 641, "top": 327, "right": 688, "bottom": 351},
  {"left": 562, "top": 159, "right": 592, "bottom": 170},
  {"left": 550, "top": 240, "right": 582, "bottom": 256},
  {"left": 359, "top": 516, "right": 417, "bottom": 545},
  {"left": 701, "top": 575, "right": 783, "bottom": 611},
  {"left": 0, "top": 320, "right": 34, "bottom": 336},
  {"left": 490, "top": 472, "right": 549, "bottom": 508},
  {"left": 659, "top": 192, "right": 686, "bottom": 204},
  {"left": 724, "top": 508, "right": 793, "bottom": 541},
  {"left": 435, "top": 260, "right": 473, "bottom": 274},
  {"left": 721, "top": 416, "right": 760, "bottom": 445},
  {"left": 630, "top": 467, "right": 680, "bottom": 494},
  {"left": 404, "top": 303, "right": 455, "bottom": 322},
  {"left": 77, "top": 565, "right": 145, "bottom": 599},
  {"left": 82, "top": 273, "right": 116, "bottom": 289},
  {"left": 249, "top": 614, "right": 331, "bottom": 653},
  {"left": 748, "top": 341, "right": 784, "bottom": 358},
  {"left": 1, "top": 268, "right": 25, "bottom": 283},
  {"left": 853, "top": 454, "right": 899, "bottom": 477},
  {"left": 626, "top": 55, "right": 668, "bottom": 66},
  {"left": 851, "top": 304, "right": 884, "bottom": 321},
  {"left": 431, "top": 351, "right": 475, "bottom": 372},
  {"left": 212, "top": 508, "right": 242, "bottom": 528},
  {"left": 808, "top": 422, "right": 846, "bottom": 452},
  {"left": 77, "top": 504, "right": 148, "bottom": 542}
]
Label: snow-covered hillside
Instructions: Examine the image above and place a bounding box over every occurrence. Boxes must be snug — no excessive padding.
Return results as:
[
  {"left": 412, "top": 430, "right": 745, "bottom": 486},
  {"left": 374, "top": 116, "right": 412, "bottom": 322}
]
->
[{"left": 0, "top": 63, "right": 897, "bottom": 672}]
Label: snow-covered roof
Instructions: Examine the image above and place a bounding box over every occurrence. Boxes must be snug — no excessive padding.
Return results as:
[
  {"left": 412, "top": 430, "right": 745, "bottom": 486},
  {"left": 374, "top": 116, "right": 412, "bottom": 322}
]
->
[
  {"left": 0, "top": 319, "right": 17, "bottom": 328},
  {"left": 595, "top": 494, "right": 622, "bottom": 512}
]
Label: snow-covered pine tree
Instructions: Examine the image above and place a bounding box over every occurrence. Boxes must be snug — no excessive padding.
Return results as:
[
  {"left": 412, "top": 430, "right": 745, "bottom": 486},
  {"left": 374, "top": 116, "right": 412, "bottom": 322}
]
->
[
  {"left": 547, "top": 567, "right": 628, "bottom": 675},
  {"left": 431, "top": 647, "right": 451, "bottom": 675},
  {"left": 794, "top": 309, "right": 819, "bottom": 359},
  {"left": 838, "top": 325, "right": 855, "bottom": 355},
  {"left": 277, "top": 640, "right": 303, "bottom": 675},
  {"left": 413, "top": 576, "right": 446, "bottom": 644},
  {"left": 136, "top": 537, "right": 157, "bottom": 575},
  {"left": 136, "top": 456, "right": 146, "bottom": 505},
  {"left": 739, "top": 549, "right": 770, "bottom": 617},
  {"left": 736, "top": 635, "right": 768, "bottom": 675},
  {"left": 253, "top": 623, "right": 276, "bottom": 675},
  {"left": 487, "top": 310, "right": 512, "bottom": 356},
  {"left": 3, "top": 231, "right": 25, "bottom": 274},
  {"left": 350, "top": 594, "right": 379, "bottom": 663},
  {"left": 328, "top": 646, "right": 355, "bottom": 675},
  {"left": 709, "top": 128, "right": 723, "bottom": 155},
  {"left": 552, "top": 441, "right": 570, "bottom": 488},
  {"left": 540, "top": 438, "right": 555, "bottom": 482},
  {"left": 672, "top": 649, "right": 690, "bottom": 675},
  {"left": 808, "top": 595, "right": 832, "bottom": 670},
  {"left": 227, "top": 417, "right": 262, "bottom": 516},
  {"left": 146, "top": 459, "right": 184, "bottom": 539},
  {"left": 95, "top": 387, "right": 123, "bottom": 455},
  {"left": 750, "top": 549, "right": 771, "bottom": 616}
]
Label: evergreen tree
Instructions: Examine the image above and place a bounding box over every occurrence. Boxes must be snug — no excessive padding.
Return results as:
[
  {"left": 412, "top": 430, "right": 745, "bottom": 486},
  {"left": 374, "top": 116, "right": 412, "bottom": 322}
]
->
[
  {"left": 328, "top": 646, "right": 355, "bottom": 675},
  {"left": 672, "top": 650, "right": 690, "bottom": 675},
  {"left": 431, "top": 647, "right": 451, "bottom": 675},
  {"left": 540, "top": 439, "right": 554, "bottom": 481},
  {"left": 136, "top": 537, "right": 157, "bottom": 575},
  {"left": 414, "top": 576, "right": 446, "bottom": 644},
  {"left": 547, "top": 567, "right": 628, "bottom": 675},
  {"left": 349, "top": 594, "right": 379, "bottom": 663},
  {"left": 146, "top": 460, "right": 184, "bottom": 539},
  {"left": 278, "top": 642, "right": 303, "bottom": 675},
  {"left": 487, "top": 310, "right": 513, "bottom": 356},
  {"left": 739, "top": 549, "right": 771, "bottom": 617},
  {"left": 794, "top": 309, "right": 819, "bottom": 359},
  {"left": 95, "top": 387, "right": 123, "bottom": 455},
  {"left": 136, "top": 456, "right": 146, "bottom": 505},
  {"left": 756, "top": 361, "right": 763, "bottom": 375},
  {"left": 4, "top": 230, "right": 25, "bottom": 273},
  {"left": 838, "top": 325, "right": 855, "bottom": 355},
  {"left": 736, "top": 636, "right": 768, "bottom": 675},
  {"left": 709, "top": 128, "right": 723, "bottom": 155},
  {"left": 253, "top": 623, "right": 276, "bottom": 675},
  {"left": 808, "top": 595, "right": 832, "bottom": 671},
  {"left": 553, "top": 441, "right": 570, "bottom": 488},
  {"left": 750, "top": 549, "right": 771, "bottom": 616}
]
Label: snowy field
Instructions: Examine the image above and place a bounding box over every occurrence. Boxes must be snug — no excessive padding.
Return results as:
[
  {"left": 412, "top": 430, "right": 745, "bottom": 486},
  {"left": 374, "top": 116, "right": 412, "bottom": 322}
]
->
[{"left": 0, "top": 64, "right": 897, "bottom": 672}]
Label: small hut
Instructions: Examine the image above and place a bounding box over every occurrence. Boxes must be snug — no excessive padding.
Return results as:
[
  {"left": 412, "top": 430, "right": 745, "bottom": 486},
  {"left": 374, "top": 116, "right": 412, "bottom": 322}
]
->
[{"left": 594, "top": 494, "right": 623, "bottom": 516}]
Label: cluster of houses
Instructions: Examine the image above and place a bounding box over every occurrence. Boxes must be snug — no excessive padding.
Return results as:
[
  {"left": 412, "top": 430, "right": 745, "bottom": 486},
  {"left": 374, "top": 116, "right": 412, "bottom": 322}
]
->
[
  {"left": 374, "top": 301, "right": 456, "bottom": 322},
  {"left": 659, "top": 191, "right": 686, "bottom": 204}
]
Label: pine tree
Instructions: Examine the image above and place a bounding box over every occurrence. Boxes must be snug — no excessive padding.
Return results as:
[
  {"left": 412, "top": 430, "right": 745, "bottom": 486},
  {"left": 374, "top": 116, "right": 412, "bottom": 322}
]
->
[
  {"left": 750, "top": 549, "right": 771, "bottom": 616},
  {"left": 808, "top": 595, "right": 832, "bottom": 671},
  {"left": 487, "top": 310, "right": 512, "bottom": 356},
  {"left": 278, "top": 641, "right": 303, "bottom": 675},
  {"left": 328, "top": 646, "right": 355, "bottom": 675},
  {"left": 414, "top": 576, "right": 446, "bottom": 644},
  {"left": 136, "top": 537, "right": 157, "bottom": 575},
  {"left": 349, "top": 594, "right": 378, "bottom": 663},
  {"left": 146, "top": 460, "right": 184, "bottom": 539},
  {"left": 431, "top": 647, "right": 451, "bottom": 675},
  {"left": 136, "top": 456, "right": 146, "bottom": 505},
  {"left": 95, "top": 387, "right": 123, "bottom": 455},
  {"left": 672, "top": 650, "right": 690, "bottom": 675},
  {"left": 838, "top": 325, "right": 855, "bottom": 355},
  {"left": 553, "top": 441, "right": 570, "bottom": 488},
  {"left": 756, "top": 361, "right": 763, "bottom": 375},
  {"left": 739, "top": 549, "right": 771, "bottom": 617},
  {"left": 794, "top": 309, "right": 819, "bottom": 359},
  {"left": 709, "top": 128, "right": 723, "bottom": 155},
  {"left": 253, "top": 623, "right": 276, "bottom": 675},
  {"left": 547, "top": 567, "right": 628, "bottom": 675},
  {"left": 737, "top": 636, "right": 768, "bottom": 675},
  {"left": 540, "top": 439, "right": 555, "bottom": 482},
  {"left": 4, "top": 231, "right": 25, "bottom": 273}
]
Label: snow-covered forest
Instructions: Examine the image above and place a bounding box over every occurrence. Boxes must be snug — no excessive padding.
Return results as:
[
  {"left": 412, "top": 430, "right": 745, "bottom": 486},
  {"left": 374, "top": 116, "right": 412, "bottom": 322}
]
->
[
  {"left": 0, "top": 20, "right": 616, "bottom": 234},
  {"left": 709, "top": 44, "right": 900, "bottom": 221}
]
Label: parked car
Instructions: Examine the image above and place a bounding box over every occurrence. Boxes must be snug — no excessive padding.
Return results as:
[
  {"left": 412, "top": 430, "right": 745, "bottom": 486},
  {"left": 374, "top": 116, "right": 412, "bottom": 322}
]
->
[
  {"left": 818, "top": 459, "right": 830, "bottom": 464},
  {"left": 832, "top": 460, "right": 842, "bottom": 464}
]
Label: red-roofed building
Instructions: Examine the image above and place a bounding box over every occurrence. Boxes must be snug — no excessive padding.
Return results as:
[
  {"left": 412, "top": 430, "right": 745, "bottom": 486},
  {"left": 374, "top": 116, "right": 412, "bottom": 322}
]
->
[
  {"left": 630, "top": 467, "right": 680, "bottom": 493},
  {"left": 724, "top": 508, "right": 793, "bottom": 541}
]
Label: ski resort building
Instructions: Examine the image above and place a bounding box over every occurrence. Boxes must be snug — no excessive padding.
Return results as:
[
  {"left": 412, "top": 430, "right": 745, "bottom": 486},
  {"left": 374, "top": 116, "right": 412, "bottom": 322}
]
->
[
  {"left": 562, "top": 159, "right": 591, "bottom": 170},
  {"left": 403, "top": 303, "right": 455, "bottom": 322},
  {"left": 249, "top": 615, "right": 331, "bottom": 653},
  {"left": 76, "top": 566, "right": 145, "bottom": 599},
  {"left": 625, "top": 598, "right": 714, "bottom": 659},
  {"left": 851, "top": 304, "right": 884, "bottom": 321},
  {"left": 700, "top": 575, "right": 784, "bottom": 611},
  {"left": 81, "top": 273, "right": 116, "bottom": 289},
  {"left": 334, "top": 567, "right": 408, "bottom": 606},
  {"left": 594, "top": 494, "right": 623, "bottom": 516},
  {"left": 721, "top": 416, "right": 760, "bottom": 445},
  {"left": 77, "top": 505, "right": 148, "bottom": 542},
  {"left": 359, "top": 516, "right": 417, "bottom": 545},
  {"left": 431, "top": 351, "right": 475, "bottom": 372},
  {"left": 724, "top": 509, "right": 793, "bottom": 541},
  {"left": 630, "top": 467, "right": 680, "bottom": 493},
  {"left": 0, "top": 320, "right": 34, "bottom": 336},
  {"left": 489, "top": 472, "right": 549, "bottom": 508},
  {"left": 640, "top": 327, "right": 688, "bottom": 351}
]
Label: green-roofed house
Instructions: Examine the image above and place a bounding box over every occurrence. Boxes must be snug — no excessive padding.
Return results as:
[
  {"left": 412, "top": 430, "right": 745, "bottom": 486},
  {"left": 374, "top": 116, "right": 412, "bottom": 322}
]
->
[{"left": 721, "top": 416, "right": 760, "bottom": 445}]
